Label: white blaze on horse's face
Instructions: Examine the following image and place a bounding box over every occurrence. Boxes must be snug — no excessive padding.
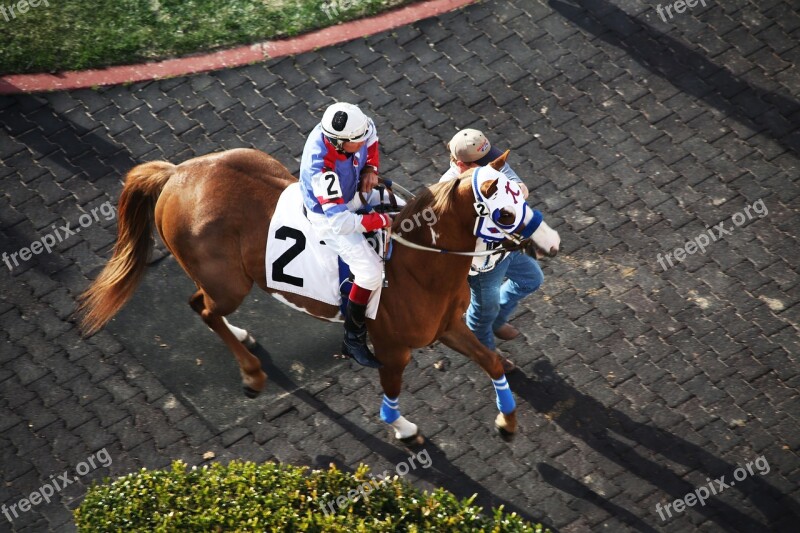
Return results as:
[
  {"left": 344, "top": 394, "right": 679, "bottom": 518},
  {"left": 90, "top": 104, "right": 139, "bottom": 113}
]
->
[{"left": 471, "top": 166, "right": 530, "bottom": 242}]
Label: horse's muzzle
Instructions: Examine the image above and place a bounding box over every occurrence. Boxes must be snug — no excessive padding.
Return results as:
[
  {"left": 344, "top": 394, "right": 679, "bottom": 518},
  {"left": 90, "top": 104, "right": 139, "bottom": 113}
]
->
[{"left": 526, "top": 241, "right": 559, "bottom": 259}]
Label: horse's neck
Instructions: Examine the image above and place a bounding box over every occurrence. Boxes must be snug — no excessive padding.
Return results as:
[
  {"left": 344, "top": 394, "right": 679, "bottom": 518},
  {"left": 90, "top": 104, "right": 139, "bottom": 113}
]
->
[{"left": 390, "top": 183, "right": 477, "bottom": 290}]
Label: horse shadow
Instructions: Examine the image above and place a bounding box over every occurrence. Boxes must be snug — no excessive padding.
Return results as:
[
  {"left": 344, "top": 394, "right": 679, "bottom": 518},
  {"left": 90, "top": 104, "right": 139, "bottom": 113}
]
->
[
  {"left": 248, "top": 342, "right": 552, "bottom": 528},
  {"left": 509, "top": 361, "right": 800, "bottom": 531}
]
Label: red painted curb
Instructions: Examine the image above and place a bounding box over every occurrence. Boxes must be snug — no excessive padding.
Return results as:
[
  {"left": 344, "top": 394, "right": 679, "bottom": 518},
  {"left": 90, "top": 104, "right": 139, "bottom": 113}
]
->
[{"left": 0, "top": 0, "right": 476, "bottom": 95}]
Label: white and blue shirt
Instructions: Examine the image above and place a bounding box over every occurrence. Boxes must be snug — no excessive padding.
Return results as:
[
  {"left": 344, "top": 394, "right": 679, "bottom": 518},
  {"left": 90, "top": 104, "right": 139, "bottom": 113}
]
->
[{"left": 300, "top": 120, "right": 379, "bottom": 234}]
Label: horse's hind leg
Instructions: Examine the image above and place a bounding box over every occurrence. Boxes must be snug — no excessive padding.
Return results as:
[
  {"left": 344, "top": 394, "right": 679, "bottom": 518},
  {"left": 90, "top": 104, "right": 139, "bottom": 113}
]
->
[
  {"left": 189, "top": 289, "right": 256, "bottom": 346},
  {"left": 189, "top": 289, "right": 267, "bottom": 397},
  {"left": 439, "top": 319, "right": 517, "bottom": 440},
  {"left": 220, "top": 315, "right": 256, "bottom": 348}
]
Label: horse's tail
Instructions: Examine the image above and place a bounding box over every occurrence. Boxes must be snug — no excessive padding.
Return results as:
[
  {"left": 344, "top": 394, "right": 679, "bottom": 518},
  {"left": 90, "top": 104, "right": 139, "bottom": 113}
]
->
[{"left": 77, "top": 160, "right": 175, "bottom": 336}]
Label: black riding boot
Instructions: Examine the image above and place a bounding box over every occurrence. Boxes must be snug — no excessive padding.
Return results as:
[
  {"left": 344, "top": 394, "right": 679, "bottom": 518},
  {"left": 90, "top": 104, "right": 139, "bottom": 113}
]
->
[{"left": 342, "top": 301, "right": 382, "bottom": 368}]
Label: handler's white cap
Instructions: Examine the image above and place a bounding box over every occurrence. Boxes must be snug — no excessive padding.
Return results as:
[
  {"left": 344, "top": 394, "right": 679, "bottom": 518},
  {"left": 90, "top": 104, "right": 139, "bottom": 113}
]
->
[{"left": 448, "top": 129, "right": 504, "bottom": 165}]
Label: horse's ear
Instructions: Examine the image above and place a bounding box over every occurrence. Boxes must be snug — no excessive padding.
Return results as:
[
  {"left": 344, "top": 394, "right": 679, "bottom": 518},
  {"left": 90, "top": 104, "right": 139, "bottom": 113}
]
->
[
  {"left": 489, "top": 150, "right": 510, "bottom": 171},
  {"left": 480, "top": 177, "right": 499, "bottom": 198}
]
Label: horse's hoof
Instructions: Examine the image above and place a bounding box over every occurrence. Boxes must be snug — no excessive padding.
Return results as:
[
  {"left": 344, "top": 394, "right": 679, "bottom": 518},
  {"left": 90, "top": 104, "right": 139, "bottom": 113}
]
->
[
  {"left": 497, "top": 353, "right": 516, "bottom": 374},
  {"left": 399, "top": 432, "right": 425, "bottom": 448},
  {"left": 496, "top": 424, "right": 515, "bottom": 442},
  {"left": 243, "top": 334, "right": 257, "bottom": 349},
  {"left": 243, "top": 385, "right": 261, "bottom": 398}
]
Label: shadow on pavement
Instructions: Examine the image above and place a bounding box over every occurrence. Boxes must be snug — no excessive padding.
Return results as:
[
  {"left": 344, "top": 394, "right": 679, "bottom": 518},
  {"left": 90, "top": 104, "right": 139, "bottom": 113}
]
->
[
  {"left": 537, "top": 462, "right": 658, "bottom": 532},
  {"left": 250, "top": 341, "right": 549, "bottom": 528},
  {"left": 510, "top": 361, "right": 800, "bottom": 532},
  {"left": 550, "top": 0, "right": 800, "bottom": 156}
]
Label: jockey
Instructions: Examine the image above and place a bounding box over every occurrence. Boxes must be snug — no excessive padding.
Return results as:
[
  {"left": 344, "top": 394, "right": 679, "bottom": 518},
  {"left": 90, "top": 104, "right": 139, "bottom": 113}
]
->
[
  {"left": 440, "top": 129, "right": 544, "bottom": 372},
  {"left": 299, "top": 102, "right": 391, "bottom": 368}
]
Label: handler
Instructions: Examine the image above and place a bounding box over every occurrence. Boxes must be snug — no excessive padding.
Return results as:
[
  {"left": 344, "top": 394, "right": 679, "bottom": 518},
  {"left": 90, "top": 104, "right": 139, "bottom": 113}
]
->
[{"left": 440, "top": 129, "right": 544, "bottom": 371}]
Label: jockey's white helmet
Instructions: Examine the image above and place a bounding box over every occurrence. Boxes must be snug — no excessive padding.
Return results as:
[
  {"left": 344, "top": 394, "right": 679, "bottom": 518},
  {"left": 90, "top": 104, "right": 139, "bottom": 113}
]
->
[{"left": 320, "top": 102, "right": 370, "bottom": 143}]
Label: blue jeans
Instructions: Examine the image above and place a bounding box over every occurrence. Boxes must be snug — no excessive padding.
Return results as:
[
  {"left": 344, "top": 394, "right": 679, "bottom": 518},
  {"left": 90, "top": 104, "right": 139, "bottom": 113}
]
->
[{"left": 466, "top": 251, "right": 544, "bottom": 350}]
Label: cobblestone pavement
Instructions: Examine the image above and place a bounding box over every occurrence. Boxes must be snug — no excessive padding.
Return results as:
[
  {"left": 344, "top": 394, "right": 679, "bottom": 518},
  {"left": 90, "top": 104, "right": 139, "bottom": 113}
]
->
[{"left": 1, "top": 0, "right": 799, "bottom": 531}]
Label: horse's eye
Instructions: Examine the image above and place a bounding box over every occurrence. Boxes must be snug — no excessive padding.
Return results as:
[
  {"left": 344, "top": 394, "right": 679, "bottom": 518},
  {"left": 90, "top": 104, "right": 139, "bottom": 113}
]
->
[
  {"left": 491, "top": 207, "right": 516, "bottom": 228},
  {"left": 498, "top": 207, "right": 515, "bottom": 225}
]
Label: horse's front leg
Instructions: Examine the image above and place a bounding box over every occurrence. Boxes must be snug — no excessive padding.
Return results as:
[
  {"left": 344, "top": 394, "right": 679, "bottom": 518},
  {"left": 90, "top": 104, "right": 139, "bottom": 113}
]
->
[
  {"left": 375, "top": 346, "right": 423, "bottom": 446},
  {"left": 439, "top": 320, "right": 517, "bottom": 440}
]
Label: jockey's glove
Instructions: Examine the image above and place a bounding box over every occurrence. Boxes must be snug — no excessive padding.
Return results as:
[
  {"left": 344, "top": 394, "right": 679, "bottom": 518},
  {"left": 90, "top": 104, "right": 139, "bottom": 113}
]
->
[{"left": 359, "top": 213, "right": 392, "bottom": 233}]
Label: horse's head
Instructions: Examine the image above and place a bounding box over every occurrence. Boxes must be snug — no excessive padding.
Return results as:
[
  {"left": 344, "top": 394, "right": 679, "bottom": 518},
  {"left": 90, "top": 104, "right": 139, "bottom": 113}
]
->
[
  {"left": 393, "top": 156, "right": 559, "bottom": 259},
  {"left": 469, "top": 152, "right": 560, "bottom": 258}
]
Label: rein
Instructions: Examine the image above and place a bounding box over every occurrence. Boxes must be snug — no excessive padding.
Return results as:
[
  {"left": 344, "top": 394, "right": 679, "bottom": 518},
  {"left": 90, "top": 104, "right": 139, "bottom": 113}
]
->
[{"left": 390, "top": 232, "right": 523, "bottom": 256}]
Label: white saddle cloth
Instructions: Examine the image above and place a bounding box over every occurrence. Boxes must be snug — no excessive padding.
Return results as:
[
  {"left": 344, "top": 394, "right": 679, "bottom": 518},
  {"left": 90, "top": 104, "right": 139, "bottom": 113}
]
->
[{"left": 265, "top": 183, "right": 381, "bottom": 319}]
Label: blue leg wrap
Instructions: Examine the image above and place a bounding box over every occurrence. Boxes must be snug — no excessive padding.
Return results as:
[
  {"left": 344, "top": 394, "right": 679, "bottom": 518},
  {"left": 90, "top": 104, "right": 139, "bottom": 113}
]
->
[
  {"left": 380, "top": 395, "right": 400, "bottom": 423},
  {"left": 492, "top": 376, "right": 516, "bottom": 414}
]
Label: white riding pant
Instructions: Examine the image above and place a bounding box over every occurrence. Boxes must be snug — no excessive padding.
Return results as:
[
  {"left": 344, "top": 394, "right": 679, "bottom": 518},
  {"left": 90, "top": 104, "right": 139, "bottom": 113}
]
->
[
  {"left": 307, "top": 189, "right": 394, "bottom": 291},
  {"left": 316, "top": 226, "right": 383, "bottom": 291}
]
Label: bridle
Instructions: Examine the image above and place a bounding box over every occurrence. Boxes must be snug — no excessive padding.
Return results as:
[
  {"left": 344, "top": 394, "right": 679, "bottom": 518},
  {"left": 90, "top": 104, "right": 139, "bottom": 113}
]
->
[{"left": 376, "top": 172, "right": 538, "bottom": 257}]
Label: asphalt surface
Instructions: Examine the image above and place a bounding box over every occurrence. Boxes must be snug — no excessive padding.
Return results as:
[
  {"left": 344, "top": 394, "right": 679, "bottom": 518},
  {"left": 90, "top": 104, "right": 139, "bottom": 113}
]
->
[{"left": 1, "top": 0, "right": 799, "bottom": 531}]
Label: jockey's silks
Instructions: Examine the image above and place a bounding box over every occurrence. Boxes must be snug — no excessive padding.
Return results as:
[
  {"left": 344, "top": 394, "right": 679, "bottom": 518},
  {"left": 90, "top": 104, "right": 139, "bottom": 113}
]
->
[{"left": 300, "top": 122, "right": 380, "bottom": 220}]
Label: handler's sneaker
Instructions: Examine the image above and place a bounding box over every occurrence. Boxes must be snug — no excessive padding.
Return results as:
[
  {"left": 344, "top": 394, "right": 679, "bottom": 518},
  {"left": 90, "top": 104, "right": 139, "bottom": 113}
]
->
[{"left": 494, "top": 323, "right": 520, "bottom": 341}]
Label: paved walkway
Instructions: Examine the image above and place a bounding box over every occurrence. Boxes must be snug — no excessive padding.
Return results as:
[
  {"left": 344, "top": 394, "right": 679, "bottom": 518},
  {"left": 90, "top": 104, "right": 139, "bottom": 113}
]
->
[{"left": 1, "top": 0, "right": 798, "bottom": 531}]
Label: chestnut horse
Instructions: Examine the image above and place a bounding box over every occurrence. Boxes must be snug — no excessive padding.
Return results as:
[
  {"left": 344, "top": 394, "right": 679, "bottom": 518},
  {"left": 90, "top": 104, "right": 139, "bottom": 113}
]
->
[{"left": 78, "top": 148, "right": 558, "bottom": 443}]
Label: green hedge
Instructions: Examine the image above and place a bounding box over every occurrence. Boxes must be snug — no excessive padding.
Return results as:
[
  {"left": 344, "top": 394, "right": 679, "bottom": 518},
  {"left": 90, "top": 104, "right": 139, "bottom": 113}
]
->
[{"left": 74, "top": 460, "right": 549, "bottom": 532}]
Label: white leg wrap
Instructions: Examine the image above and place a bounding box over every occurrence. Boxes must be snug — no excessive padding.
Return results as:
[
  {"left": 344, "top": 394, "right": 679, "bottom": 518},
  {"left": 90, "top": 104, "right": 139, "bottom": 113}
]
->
[
  {"left": 390, "top": 416, "right": 418, "bottom": 439},
  {"left": 222, "top": 317, "right": 249, "bottom": 342}
]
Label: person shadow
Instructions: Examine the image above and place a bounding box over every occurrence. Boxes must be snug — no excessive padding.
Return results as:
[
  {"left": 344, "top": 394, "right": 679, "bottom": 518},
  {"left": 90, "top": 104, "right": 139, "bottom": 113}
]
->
[{"left": 509, "top": 361, "right": 800, "bottom": 532}]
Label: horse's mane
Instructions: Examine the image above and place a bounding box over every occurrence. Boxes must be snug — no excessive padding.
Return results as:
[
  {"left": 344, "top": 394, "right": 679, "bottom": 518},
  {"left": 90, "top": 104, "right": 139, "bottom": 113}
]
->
[{"left": 397, "top": 175, "right": 466, "bottom": 224}]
